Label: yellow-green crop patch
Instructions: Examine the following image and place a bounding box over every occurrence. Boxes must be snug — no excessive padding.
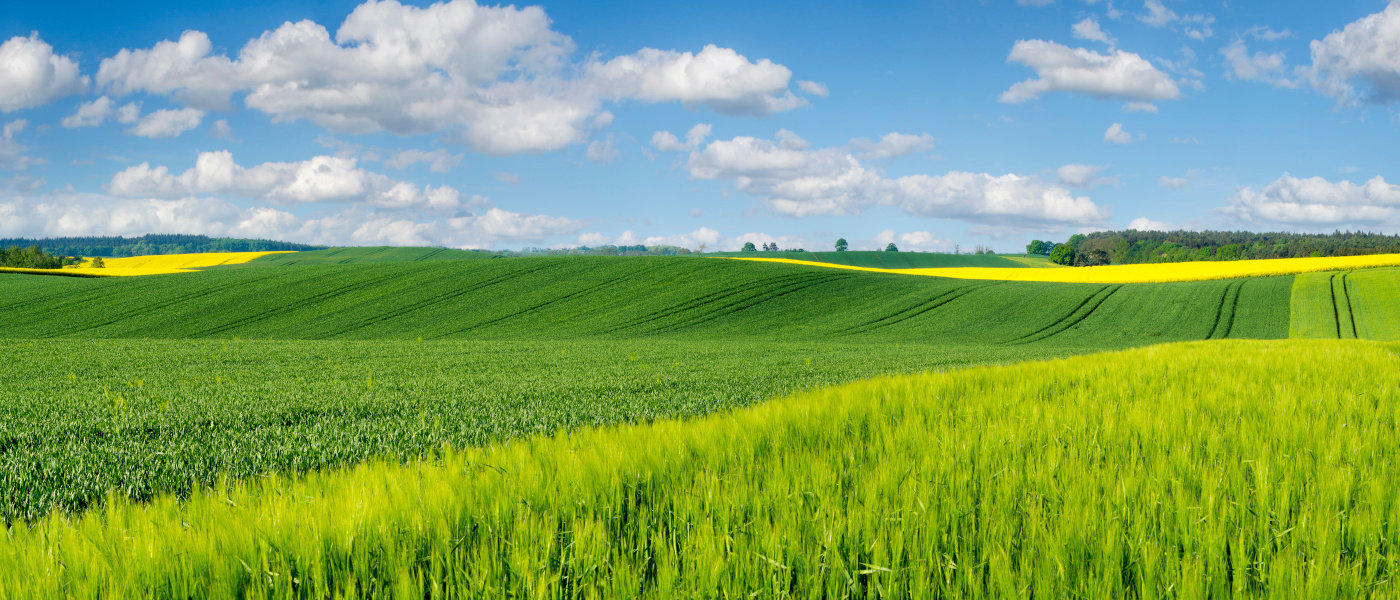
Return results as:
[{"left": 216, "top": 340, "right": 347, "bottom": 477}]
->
[{"left": 4, "top": 339, "right": 1397, "bottom": 597}]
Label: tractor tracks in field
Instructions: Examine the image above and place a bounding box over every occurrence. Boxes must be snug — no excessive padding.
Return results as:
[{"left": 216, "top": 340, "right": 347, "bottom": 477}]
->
[
  {"left": 1330, "top": 271, "right": 1359, "bottom": 339},
  {"left": 1205, "top": 279, "right": 1245, "bottom": 340},
  {"left": 604, "top": 271, "right": 854, "bottom": 335},
  {"left": 837, "top": 282, "right": 1001, "bottom": 336},
  {"left": 1006, "top": 285, "right": 1122, "bottom": 345}
]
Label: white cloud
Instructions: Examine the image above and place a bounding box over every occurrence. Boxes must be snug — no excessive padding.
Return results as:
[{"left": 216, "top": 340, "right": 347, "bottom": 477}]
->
[
  {"left": 1302, "top": 2, "right": 1400, "bottom": 105},
  {"left": 0, "top": 190, "right": 583, "bottom": 249},
  {"left": 1056, "top": 164, "right": 1114, "bottom": 188},
  {"left": 1221, "top": 40, "right": 1292, "bottom": 87},
  {"left": 683, "top": 130, "right": 1109, "bottom": 229},
  {"left": 1221, "top": 174, "right": 1400, "bottom": 228},
  {"left": 588, "top": 45, "right": 805, "bottom": 116},
  {"left": 1127, "top": 217, "right": 1171, "bottom": 231},
  {"left": 797, "top": 80, "right": 829, "bottom": 97},
  {"left": 1245, "top": 26, "right": 1294, "bottom": 41},
  {"left": 872, "top": 229, "right": 955, "bottom": 252},
  {"left": 1157, "top": 176, "right": 1188, "bottom": 189},
  {"left": 384, "top": 148, "right": 464, "bottom": 173},
  {"left": 1000, "top": 40, "right": 1180, "bottom": 105},
  {"left": 1172, "top": 136, "right": 1199, "bottom": 144},
  {"left": 0, "top": 120, "right": 36, "bottom": 171},
  {"left": 1123, "top": 101, "right": 1158, "bottom": 113},
  {"left": 106, "top": 150, "right": 464, "bottom": 211},
  {"left": 651, "top": 123, "right": 712, "bottom": 151},
  {"left": 127, "top": 108, "right": 205, "bottom": 139},
  {"left": 94, "top": 1, "right": 807, "bottom": 154},
  {"left": 209, "top": 119, "right": 236, "bottom": 141},
  {"left": 586, "top": 139, "right": 618, "bottom": 163},
  {"left": 1138, "top": 1, "right": 1214, "bottom": 40},
  {"left": 61, "top": 96, "right": 142, "bottom": 128},
  {"left": 1140, "top": 0, "right": 1178, "bottom": 28},
  {"left": 0, "top": 34, "right": 88, "bottom": 112},
  {"left": 578, "top": 226, "right": 728, "bottom": 250},
  {"left": 493, "top": 172, "right": 522, "bottom": 185},
  {"left": 1072, "top": 18, "right": 1116, "bottom": 46},
  {"left": 1103, "top": 122, "right": 1139, "bottom": 144},
  {"left": 849, "top": 132, "right": 934, "bottom": 159}
]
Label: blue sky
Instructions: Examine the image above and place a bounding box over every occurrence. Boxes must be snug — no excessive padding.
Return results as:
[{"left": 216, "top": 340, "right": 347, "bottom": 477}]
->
[{"left": 1, "top": 0, "right": 1398, "bottom": 252}]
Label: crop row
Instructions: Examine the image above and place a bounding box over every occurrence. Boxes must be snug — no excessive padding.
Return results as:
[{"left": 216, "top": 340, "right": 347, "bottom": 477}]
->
[
  {"left": 3, "top": 339, "right": 1397, "bottom": 596},
  {"left": 0, "top": 337, "right": 1054, "bottom": 521},
  {"left": 0, "top": 257, "right": 1293, "bottom": 343}
]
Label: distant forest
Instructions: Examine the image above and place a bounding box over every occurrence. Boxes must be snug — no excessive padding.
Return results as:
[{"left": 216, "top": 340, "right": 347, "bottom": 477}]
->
[
  {"left": 1030, "top": 230, "right": 1400, "bottom": 266},
  {"left": 0, "top": 235, "right": 326, "bottom": 258}
]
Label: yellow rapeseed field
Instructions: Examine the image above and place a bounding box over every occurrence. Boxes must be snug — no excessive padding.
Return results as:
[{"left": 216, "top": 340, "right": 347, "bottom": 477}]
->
[
  {"left": 728, "top": 253, "right": 1400, "bottom": 283},
  {"left": 42, "top": 251, "right": 297, "bottom": 277}
]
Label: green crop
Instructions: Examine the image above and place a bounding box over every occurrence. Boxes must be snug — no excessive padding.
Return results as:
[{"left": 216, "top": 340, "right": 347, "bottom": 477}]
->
[
  {"left": 1290, "top": 268, "right": 1400, "bottom": 340},
  {"left": 0, "top": 337, "right": 1061, "bottom": 521},
  {"left": 3, "top": 339, "right": 1397, "bottom": 598},
  {"left": 0, "top": 257, "right": 1293, "bottom": 344}
]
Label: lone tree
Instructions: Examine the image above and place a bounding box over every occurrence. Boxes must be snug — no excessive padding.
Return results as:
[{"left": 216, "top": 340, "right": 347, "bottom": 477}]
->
[
  {"left": 885, "top": 243, "right": 899, "bottom": 252},
  {"left": 90, "top": 256, "right": 106, "bottom": 268},
  {"left": 835, "top": 238, "right": 848, "bottom": 252},
  {"left": 741, "top": 242, "right": 757, "bottom": 252}
]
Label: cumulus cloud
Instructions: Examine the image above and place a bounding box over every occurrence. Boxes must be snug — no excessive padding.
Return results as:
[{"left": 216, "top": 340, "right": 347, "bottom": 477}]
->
[
  {"left": 209, "top": 119, "right": 236, "bottom": 141},
  {"left": 106, "top": 150, "right": 465, "bottom": 211},
  {"left": 1056, "top": 164, "right": 1114, "bottom": 188},
  {"left": 1139, "top": 0, "right": 1214, "bottom": 40},
  {"left": 384, "top": 148, "right": 464, "bottom": 173},
  {"left": 578, "top": 226, "right": 728, "bottom": 250},
  {"left": 1000, "top": 40, "right": 1180, "bottom": 106},
  {"left": 0, "top": 120, "right": 36, "bottom": 171},
  {"left": 797, "top": 80, "right": 829, "bottom": 97},
  {"left": 0, "top": 34, "right": 88, "bottom": 112},
  {"left": 651, "top": 123, "right": 711, "bottom": 152},
  {"left": 681, "top": 130, "right": 1109, "bottom": 230},
  {"left": 0, "top": 190, "right": 584, "bottom": 249},
  {"left": 127, "top": 108, "right": 205, "bottom": 138},
  {"left": 589, "top": 45, "right": 805, "bottom": 115},
  {"left": 586, "top": 138, "right": 618, "bottom": 163},
  {"left": 1127, "top": 217, "right": 1172, "bottom": 231},
  {"left": 1302, "top": 2, "right": 1400, "bottom": 105},
  {"left": 1158, "top": 176, "right": 1189, "bottom": 189},
  {"left": 1072, "top": 18, "right": 1116, "bottom": 46},
  {"left": 849, "top": 132, "right": 934, "bottom": 159},
  {"left": 1220, "top": 174, "right": 1400, "bottom": 228},
  {"left": 1103, "top": 122, "right": 1139, "bottom": 144},
  {"left": 872, "top": 229, "right": 955, "bottom": 252},
  {"left": 61, "top": 96, "right": 141, "bottom": 128},
  {"left": 1221, "top": 40, "right": 1291, "bottom": 86},
  {"left": 94, "top": 0, "right": 807, "bottom": 154}
]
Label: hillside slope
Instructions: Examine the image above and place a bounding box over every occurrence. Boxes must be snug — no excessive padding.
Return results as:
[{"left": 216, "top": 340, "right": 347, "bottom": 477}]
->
[{"left": 0, "top": 257, "right": 1290, "bottom": 344}]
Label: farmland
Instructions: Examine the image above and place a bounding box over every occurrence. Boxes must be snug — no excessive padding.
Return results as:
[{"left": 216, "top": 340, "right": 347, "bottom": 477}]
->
[
  {"left": 0, "top": 252, "right": 1397, "bottom": 596},
  {"left": 5, "top": 339, "right": 1400, "bottom": 597},
  {"left": 0, "top": 257, "right": 1291, "bottom": 343},
  {"left": 706, "top": 250, "right": 1035, "bottom": 268}
]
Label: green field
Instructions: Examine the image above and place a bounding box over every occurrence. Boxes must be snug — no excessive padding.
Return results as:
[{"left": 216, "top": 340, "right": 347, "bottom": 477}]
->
[
  {"left": 707, "top": 250, "right": 1031, "bottom": 268},
  {"left": 6, "top": 340, "right": 1400, "bottom": 597},
  {"left": 244, "top": 246, "right": 500, "bottom": 265},
  {"left": 1289, "top": 268, "right": 1400, "bottom": 340},
  {"left": 0, "top": 257, "right": 1292, "bottom": 343},
  {"left": 3, "top": 254, "right": 1399, "bottom": 596}
]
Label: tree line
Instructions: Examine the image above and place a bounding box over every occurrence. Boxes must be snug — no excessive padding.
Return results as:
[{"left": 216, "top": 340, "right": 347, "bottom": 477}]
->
[
  {"left": 1028, "top": 229, "right": 1400, "bottom": 266},
  {"left": 1, "top": 245, "right": 80, "bottom": 269},
  {"left": 0, "top": 235, "right": 325, "bottom": 258}
]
